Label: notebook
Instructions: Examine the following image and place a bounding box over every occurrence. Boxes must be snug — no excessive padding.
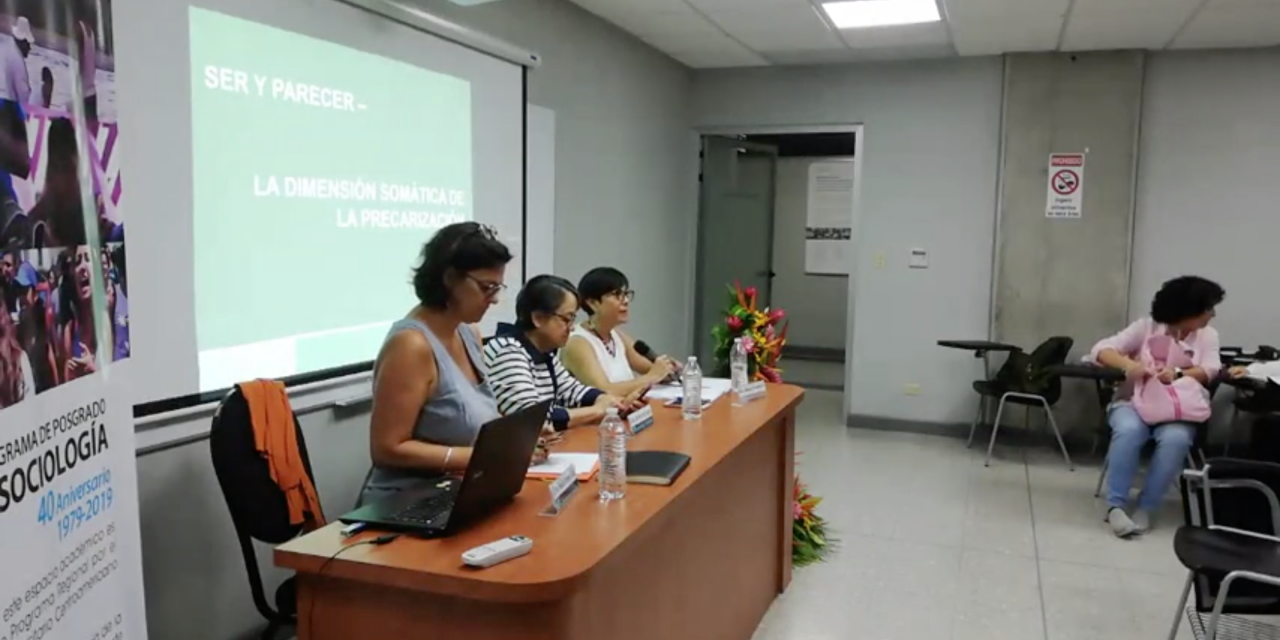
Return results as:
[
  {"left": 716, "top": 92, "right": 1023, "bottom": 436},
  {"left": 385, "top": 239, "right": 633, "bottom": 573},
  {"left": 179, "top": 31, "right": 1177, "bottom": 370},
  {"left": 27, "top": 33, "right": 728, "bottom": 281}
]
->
[
  {"left": 626, "top": 451, "right": 691, "bottom": 486},
  {"left": 527, "top": 453, "right": 600, "bottom": 481}
]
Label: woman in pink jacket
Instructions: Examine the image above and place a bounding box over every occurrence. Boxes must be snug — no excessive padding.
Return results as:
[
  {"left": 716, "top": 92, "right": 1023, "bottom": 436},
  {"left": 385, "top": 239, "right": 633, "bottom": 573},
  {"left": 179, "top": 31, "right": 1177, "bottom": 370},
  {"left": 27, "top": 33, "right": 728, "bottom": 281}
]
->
[{"left": 1091, "top": 276, "right": 1224, "bottom": 538}]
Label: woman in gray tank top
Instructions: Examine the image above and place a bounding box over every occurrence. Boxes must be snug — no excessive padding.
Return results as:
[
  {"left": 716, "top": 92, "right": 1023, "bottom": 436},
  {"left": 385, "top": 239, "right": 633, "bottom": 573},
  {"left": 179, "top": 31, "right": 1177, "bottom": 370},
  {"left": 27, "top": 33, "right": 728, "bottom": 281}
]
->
[{"left": 360, "top": 222, "right": 513, "bottom": 505}]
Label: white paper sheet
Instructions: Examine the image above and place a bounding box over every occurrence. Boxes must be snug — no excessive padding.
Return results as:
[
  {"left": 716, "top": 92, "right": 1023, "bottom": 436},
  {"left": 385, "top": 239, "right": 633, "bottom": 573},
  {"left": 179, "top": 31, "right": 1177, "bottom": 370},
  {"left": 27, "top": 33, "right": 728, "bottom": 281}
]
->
[
  {"left": 646, "top": 377, "right": 734, "bottom": 405},
  {"left": 528, "top": 453, "right": 599, "bottom": 479},
  {"left": 805, "top": 160, "right": 856, "bottom": 275}
]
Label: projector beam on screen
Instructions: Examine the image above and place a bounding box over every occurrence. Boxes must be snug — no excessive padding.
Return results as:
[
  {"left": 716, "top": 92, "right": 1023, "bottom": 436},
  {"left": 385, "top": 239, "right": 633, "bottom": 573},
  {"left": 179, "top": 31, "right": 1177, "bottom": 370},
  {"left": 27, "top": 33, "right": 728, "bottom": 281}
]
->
[
  {"left": 189, "top": 7, "right": 476, "bottom": 392},
  {"left": 120, "top": 0, "right": 529, "bottom": 407}
]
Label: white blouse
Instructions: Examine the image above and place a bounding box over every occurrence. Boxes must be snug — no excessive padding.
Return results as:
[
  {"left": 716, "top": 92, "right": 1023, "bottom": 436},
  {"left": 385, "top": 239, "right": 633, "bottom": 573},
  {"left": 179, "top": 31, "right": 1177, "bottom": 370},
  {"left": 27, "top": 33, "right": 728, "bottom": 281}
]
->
[{"left": 570, "top": 325, "right": 635, "bottom": 384}]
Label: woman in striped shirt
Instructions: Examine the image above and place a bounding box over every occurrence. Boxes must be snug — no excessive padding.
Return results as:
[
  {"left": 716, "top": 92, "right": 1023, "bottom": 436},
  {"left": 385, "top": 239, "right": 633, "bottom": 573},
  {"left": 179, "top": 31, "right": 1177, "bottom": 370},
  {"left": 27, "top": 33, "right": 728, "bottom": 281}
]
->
[{"left": 484, "top": 275, "right": 631, "bottom": 431}]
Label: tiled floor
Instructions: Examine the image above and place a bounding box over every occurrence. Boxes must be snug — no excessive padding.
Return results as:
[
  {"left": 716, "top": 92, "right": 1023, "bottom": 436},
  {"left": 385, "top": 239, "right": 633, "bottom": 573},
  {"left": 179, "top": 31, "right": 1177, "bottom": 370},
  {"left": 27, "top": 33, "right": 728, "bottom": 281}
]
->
[{"left": 754, "top": 389, "right": 1228, "bottom": 640}]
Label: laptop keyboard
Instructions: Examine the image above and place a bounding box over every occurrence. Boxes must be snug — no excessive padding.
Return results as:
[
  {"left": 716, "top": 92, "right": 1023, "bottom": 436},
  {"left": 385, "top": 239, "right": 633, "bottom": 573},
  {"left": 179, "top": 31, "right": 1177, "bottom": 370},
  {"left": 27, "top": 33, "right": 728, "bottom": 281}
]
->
[{"left": 386, "top": 493, "right": 455, "bottom": 526}]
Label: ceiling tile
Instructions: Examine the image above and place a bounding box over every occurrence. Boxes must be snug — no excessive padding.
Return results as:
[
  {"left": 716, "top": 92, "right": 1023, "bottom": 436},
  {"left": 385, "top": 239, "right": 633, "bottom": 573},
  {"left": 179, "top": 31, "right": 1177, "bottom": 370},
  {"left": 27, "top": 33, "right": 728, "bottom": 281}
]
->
[
  {"left": 1172, "top": 0, "right": 1280, "bottom": 48},
  {"left": 569, "top": 0, "right": 692, "bottom": 22},
  {"left": 731, "top": 26, "right": 846, "bottom": 51},
  {"left": 705, "top": 3, "right": 845, "bottom": 51},
  {"left": 687, "top": 0, "right": 809, "bottom": 9},
  {"left": 669, "top": 46, "right": 772, "bottom": 68},
  {"left": 1060, "top": 0, "right": 1202, "bottom": 51},
  {"left": 836, "top": 21, "right": 951, "bottom": 50},
  {"left": 760, "top": 48, "right": 865, "bottom": 65},
  {"left": 849, "top": 43, "right": 959, "bottom": 60},
  {"left": 698, "top": 2, "right": 829, "bottom": 27},
  {"left": 944, "top": 0, "right": 1069, "bottom": 55},
  {"left": 737, "top": 29, "right": 844, "bottom": 51},
  {"left": 623, "top": 12, "right": 729, "bottom": 50}
]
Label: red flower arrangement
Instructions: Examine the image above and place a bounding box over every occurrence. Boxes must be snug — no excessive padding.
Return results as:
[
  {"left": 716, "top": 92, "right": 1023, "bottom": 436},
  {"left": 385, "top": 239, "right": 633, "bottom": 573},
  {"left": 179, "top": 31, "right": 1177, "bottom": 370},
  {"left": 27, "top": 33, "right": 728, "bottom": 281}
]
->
[
  {"left": 793, "top": 472, "right": 832, "bottom": 566},
  {"left": 710, "top": 282, "right": 789, "bottom": 381}
]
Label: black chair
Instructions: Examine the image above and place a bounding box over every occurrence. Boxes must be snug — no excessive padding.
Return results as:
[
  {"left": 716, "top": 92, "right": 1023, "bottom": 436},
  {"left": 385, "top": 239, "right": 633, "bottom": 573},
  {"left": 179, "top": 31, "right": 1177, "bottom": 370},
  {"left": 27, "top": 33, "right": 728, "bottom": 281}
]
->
[
  {"left": 209, "top": 387, "right": 318, "bottom": 640},
  {"left": 966, "top": 336, "right": 1075, "bottom": 469},
  {"left": 1169, "top": 458, "right": 1280, "bottom": 639}
]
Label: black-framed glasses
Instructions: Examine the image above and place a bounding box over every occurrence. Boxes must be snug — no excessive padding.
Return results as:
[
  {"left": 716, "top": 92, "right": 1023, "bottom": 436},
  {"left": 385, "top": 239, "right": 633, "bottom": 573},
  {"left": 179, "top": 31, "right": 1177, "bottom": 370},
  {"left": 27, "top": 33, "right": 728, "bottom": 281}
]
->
[
  {"left": 608, "top": 289, "right": 636, "bottom": 303},
  {"left": 550, "top": 311, "right": 577, "bottom": 325},
  {"left": 466, "top": 274, "right": 507, "bottom": 298}
]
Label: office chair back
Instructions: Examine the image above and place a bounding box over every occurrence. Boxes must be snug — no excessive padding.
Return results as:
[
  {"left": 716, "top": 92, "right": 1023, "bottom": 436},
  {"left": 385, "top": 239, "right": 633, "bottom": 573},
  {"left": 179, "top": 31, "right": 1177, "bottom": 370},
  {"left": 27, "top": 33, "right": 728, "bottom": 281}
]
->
[
  {"left": 209, "top": 385, "right": 315, "bottom": 637},
  {"left": 1179, "top": 459, "right": 1280, "bottom": 614}
]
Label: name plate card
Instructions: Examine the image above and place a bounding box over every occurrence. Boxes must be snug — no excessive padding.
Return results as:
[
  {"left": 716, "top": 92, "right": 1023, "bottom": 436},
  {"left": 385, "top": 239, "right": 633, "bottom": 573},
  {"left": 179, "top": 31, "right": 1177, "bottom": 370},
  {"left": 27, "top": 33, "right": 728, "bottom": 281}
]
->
[
  {"left": 627, "top": 404, "right": 655, "bottom": 435},
  {"left": 539, "top": 466, "right": 580, "bottom": 517},
  {"left": 733, "top": 381, "right": 767, "bottom": 406}
]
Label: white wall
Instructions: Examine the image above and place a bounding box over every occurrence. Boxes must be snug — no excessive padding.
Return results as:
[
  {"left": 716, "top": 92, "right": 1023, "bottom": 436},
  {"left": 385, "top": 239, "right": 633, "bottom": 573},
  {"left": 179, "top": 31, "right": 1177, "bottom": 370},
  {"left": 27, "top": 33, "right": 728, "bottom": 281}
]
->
[
  {"left": 419, "top": 0, "right": 697, "bottom": 357},
  {"left": 1132, "top": 49, "right": 1280, "bottom": 350},
  {"left": 771, "top": 157, "right": 850, "bottom": 352},
  {"left": 693, "top": 59, "right": 1004, "bottom": 425},
  {"left": 133, "top": 2, "right": 694, "bottom": 639}
]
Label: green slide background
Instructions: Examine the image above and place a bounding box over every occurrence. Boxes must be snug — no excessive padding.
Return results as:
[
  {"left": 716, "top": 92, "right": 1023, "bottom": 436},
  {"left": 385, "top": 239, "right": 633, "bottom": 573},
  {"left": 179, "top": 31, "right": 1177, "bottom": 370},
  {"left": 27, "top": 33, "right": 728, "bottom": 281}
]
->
[{"left": 189, "top": 7, "right": 472, "bottom": 367}]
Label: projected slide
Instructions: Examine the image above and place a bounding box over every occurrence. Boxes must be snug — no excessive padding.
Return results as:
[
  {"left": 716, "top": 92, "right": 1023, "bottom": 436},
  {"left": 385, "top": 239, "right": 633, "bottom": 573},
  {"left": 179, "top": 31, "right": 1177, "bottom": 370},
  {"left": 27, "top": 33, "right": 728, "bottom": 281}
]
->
[{"left": 188, "top": 7, "right": 472, "bottom": 390}]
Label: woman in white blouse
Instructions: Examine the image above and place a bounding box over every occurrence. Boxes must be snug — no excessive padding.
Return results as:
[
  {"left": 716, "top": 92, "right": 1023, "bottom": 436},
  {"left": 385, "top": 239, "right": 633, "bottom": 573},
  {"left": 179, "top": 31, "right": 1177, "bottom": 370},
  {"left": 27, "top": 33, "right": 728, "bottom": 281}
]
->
[{"left": 562, "top": 267, "right": 674, "bottom": 399}]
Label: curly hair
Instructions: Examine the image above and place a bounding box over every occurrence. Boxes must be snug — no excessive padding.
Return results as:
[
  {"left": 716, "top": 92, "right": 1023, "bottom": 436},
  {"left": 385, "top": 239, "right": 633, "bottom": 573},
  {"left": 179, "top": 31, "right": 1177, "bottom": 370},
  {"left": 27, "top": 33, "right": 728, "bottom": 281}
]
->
[
  {"left": 411, "top": 222, "right": 512, "bottom": 310},
  {"left": 1150, "top": 276, "right": 1225, "bottom": 325}
]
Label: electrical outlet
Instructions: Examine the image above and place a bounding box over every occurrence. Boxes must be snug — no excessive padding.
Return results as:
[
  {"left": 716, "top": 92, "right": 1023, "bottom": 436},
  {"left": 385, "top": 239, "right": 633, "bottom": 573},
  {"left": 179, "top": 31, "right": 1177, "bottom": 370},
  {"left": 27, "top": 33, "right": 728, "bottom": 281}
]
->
[
  {"left": 873, "top": 252, "right": 887, "bottom": 269},
  {"left": 903, "top": 383, "right": 922, "bottom": 396}
]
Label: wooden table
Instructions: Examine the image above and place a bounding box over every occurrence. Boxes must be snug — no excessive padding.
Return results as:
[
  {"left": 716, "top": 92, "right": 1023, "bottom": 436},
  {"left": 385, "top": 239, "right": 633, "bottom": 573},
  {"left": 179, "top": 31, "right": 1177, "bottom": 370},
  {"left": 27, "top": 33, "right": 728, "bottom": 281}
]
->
[{"left": 276, "top": 384, "right": 805, "bottom": 640}]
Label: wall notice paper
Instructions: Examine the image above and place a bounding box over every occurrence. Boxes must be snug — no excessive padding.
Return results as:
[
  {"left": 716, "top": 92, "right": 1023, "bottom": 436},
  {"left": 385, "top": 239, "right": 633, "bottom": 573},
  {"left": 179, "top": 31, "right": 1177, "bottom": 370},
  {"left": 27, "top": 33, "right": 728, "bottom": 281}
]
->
[
  {"left": 1046, "top": 153, "right": 1085, "bottom": 219},
  {"left": 805, "top": 161, "right": 856, "bottom": 275}
]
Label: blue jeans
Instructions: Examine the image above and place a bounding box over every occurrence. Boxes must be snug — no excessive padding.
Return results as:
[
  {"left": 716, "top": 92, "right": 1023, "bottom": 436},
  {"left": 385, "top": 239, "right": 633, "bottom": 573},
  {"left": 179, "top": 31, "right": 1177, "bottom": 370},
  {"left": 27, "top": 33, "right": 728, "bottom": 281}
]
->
[{"left": 1105, "top": 404, "right": 1195, "bottom": 512}]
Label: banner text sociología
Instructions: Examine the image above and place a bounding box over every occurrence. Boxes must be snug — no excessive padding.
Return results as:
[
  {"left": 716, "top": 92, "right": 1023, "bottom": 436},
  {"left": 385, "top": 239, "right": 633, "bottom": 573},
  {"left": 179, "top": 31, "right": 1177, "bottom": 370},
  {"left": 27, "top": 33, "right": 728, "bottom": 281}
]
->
[{"left": 0, "top": 400, "right": 111, "bottom": 514}]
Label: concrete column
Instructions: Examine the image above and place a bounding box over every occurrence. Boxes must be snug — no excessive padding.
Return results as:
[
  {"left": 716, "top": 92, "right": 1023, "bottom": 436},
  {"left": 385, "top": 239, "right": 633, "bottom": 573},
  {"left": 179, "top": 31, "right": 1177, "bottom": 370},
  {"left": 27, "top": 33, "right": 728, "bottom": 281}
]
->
[{"left": 992, "top": 51, "right": 1144, "bottom": 435}]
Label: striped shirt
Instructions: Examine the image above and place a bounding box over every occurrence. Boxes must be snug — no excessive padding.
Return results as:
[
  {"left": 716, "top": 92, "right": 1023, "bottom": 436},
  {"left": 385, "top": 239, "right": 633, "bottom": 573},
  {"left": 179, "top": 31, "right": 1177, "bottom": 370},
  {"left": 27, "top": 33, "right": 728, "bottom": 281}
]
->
[{"left": 483, "top": 333, "right": 602, "bottom": 429}]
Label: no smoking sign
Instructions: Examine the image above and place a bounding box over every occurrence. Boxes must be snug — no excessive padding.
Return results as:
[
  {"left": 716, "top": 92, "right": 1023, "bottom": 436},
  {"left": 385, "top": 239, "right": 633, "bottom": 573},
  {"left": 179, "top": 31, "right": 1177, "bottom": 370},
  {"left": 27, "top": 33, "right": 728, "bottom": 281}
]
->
[
  {"left": 1045, "top": 153, "right": 1085, "bottom": 218},
  {"left": 1052, "top": 169, "right": 1079, "bottom": 195}
]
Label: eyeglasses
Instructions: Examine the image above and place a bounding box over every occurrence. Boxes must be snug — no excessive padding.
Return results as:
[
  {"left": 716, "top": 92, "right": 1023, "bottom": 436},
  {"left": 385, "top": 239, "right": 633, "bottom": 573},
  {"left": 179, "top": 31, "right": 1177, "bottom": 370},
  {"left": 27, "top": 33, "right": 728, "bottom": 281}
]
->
[
  {"left": 466, "top": 274, "right": 507, "bottom": 298},
  {"left": 608, "top": 289, "right": 636, "bottom": 303},
  {"left": 551, "top": 311, "right": 577, "bottom": 325}
]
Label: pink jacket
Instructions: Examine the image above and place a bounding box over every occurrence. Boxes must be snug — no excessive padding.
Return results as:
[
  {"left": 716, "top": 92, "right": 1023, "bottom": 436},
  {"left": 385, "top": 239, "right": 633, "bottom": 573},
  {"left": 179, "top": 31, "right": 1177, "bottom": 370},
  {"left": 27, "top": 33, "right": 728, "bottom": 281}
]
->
[{"left": 1088, "top": 317, "right": 1222, "bottom": 402}]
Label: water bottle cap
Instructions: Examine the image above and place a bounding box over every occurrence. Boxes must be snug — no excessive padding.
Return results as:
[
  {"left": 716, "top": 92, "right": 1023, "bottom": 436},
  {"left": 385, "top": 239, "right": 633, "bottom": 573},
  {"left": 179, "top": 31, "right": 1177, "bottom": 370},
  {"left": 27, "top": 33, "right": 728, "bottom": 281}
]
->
[
  {"left": 687, "top": 356, "right": 698, "bottom": 363},
  {"left": 605, "top": 407, "right": 620, "bottom": 417}
]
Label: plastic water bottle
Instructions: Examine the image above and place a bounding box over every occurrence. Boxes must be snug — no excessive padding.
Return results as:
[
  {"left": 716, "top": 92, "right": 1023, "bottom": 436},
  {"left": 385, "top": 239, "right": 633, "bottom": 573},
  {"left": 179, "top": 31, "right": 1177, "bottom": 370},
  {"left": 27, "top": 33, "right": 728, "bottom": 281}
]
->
[
  {"left": 598, "top": 408, "right": 627, "bottom": 502},
  {"left": 682, "top": 356, "right": 703, "bottom": 421},
  {"left": 730, "top": 337, "right": 748, "bottom": 394}
]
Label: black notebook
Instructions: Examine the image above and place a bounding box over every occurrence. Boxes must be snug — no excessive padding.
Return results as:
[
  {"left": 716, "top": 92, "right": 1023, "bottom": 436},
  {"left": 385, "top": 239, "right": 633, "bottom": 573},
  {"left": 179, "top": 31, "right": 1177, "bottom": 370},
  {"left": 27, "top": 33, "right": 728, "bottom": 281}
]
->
[{"left": 626, "top": 451, "right": 691, "bottom": 486}]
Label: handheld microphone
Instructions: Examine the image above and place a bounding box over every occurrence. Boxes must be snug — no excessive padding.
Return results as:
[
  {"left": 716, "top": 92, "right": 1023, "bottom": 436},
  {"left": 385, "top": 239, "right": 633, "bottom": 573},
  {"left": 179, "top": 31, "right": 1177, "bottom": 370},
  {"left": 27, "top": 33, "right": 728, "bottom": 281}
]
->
[
  {"left": 634, "top": 340, "right": 658, "bottom": 362},
  {"left": 635, "top": 340, "right": 682, "bottom": 379}
]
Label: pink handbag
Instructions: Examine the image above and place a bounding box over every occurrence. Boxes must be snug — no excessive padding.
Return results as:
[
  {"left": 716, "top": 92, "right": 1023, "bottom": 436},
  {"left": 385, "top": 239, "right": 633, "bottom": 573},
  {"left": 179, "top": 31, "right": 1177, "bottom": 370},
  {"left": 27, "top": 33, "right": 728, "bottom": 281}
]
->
[{"left": 1132, "top": 334, "right": 1212, "bottom": 424}]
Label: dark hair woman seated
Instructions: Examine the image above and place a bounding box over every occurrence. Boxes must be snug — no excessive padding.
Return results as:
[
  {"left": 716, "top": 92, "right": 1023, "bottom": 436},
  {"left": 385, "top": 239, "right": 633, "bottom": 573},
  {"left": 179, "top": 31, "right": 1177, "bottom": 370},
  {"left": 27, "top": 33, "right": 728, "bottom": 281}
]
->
[
  {"left": 1089, "top": 275, "right": 1225, "bottom": 538},
  {"left": 361, "top": 222, "right": 512, "bottom": 505},
  {"left": 561, "top": 266, "right": 675, "bottom": 399},
  {"left": 483, "top": 275, "right": 631, "bottom": 431}
]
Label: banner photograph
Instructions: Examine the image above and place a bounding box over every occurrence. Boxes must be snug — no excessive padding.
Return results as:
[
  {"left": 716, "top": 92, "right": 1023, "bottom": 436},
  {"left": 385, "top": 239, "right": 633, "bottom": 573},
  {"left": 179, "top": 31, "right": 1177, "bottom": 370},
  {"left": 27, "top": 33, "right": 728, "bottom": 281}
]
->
[{"left": 1, "top": 0, "right": 129, "bottom": 412}]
